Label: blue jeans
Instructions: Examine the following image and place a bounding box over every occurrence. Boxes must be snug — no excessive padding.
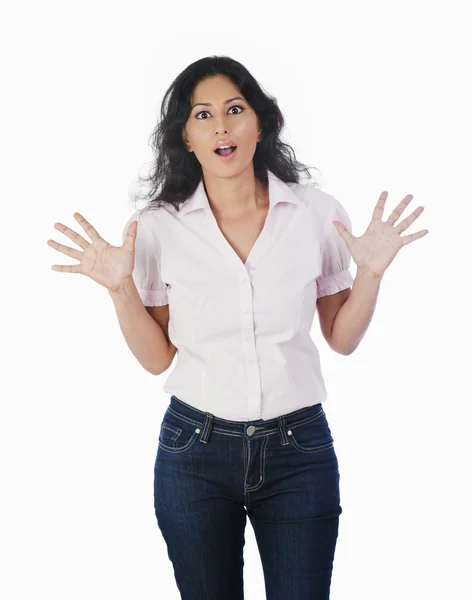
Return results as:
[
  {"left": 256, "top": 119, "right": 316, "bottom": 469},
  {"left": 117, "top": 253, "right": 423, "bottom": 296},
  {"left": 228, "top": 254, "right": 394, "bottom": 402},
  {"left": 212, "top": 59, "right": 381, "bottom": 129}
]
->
[{"left": 154, "top": 395, "right": 342, "bottom": 599}]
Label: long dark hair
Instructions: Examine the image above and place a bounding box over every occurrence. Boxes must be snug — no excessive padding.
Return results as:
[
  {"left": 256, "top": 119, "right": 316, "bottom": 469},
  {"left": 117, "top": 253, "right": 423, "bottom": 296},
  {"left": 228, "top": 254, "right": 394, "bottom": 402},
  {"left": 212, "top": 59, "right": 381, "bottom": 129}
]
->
[{"left": 131, "top": 55, "right": 320, "bottom": 214}]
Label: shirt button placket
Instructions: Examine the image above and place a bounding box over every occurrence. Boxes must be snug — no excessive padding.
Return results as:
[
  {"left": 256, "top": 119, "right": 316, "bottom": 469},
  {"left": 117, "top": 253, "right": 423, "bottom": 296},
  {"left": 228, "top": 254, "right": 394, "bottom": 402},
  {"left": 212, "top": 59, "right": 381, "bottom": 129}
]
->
[{"left": 241, "top": 270, "right": 260, "bottom": 418}]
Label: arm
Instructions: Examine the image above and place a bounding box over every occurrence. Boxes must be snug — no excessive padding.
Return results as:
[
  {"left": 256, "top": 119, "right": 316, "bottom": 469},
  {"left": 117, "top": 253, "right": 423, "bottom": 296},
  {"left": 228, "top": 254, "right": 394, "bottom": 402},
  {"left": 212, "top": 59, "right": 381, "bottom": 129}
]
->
[
  {"left": 327, "top": 189, "right": 428, "bottom": 355},
  {"left": 316, "top": 287, "right": 351, "bottom": 354},
  {"left": 328, "top": 267, "right": 382, "bottom": 355},
  {"left": 108, "top": 276, "right": 174, "bottom": 375},
  {"left": 145, "top": 304, "right": 178, "bottom": 368}
]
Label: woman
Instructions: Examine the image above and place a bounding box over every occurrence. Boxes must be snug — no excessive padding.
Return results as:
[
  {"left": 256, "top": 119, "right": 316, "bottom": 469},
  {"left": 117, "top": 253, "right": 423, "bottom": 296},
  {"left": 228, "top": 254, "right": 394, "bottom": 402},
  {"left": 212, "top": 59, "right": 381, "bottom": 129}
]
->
[{"left": 47, "top": 55, "right": 428, "bottom": 599}]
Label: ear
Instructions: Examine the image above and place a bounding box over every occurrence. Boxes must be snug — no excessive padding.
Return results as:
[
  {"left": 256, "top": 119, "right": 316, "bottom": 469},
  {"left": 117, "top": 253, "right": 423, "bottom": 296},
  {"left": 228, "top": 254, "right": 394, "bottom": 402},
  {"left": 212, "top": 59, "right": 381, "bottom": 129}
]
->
[
  {"left": 252, "top": 114, "right": 261, "bottom": 142},
  {"left": 182, "top": 128, "right": 192, "bottom": 152}
]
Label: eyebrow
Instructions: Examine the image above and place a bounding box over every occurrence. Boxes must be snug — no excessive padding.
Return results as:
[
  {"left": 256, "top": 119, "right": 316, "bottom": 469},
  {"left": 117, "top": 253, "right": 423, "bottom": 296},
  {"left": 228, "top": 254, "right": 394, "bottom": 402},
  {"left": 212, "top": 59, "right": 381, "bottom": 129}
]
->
[{"left": 191, "top": 96, "right": 245, "bottom": 110}]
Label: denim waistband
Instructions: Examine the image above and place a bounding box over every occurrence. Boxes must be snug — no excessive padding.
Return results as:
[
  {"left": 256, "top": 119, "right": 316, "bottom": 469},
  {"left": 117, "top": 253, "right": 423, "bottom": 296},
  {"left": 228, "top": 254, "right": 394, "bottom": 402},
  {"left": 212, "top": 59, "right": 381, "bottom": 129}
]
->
[{"left": 167, "top": 395, "right": 325, "bottom": 444}]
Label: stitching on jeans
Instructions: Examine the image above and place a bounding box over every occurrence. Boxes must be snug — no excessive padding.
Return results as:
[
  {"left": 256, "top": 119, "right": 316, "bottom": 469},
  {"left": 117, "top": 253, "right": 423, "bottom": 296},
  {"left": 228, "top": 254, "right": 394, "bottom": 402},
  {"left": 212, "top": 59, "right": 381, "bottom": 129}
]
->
[
  {"left": 245, "top": 436, "right": 268, "bottom": 491},
  {"left": 161, "top": 423, "right": 182, "bottom": 442},
  {"left": 170, "top": 395, "right": 323, "bottom": 426},
  {"left": 158, "top": 432, "right": 199, "bottom": 453},
  {"left": 287, "top": 408, "right": 324, "bottom": 430},
  {"left": 290, "top": 439, "right": 334, "bottom": 454},
  {"left": 166, "top": 404, "right": 324, "bottom": 438}
]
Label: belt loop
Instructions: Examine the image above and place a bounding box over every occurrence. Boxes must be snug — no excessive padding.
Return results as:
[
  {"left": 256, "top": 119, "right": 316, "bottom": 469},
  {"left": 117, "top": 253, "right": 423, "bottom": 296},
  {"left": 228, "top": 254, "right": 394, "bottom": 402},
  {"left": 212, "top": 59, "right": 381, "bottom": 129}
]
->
[
  {"left": 198, "top": 412, "right": 214, "bottom": 444},
  {"left": 278, "top": 415, "right": 290, "bottom": 446}
]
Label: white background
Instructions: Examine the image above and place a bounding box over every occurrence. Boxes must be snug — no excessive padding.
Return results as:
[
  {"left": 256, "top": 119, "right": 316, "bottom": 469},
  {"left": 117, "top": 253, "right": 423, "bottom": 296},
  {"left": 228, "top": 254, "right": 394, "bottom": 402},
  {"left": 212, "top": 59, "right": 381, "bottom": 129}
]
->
[{"left": 1, "top": 0, "right": 470, "bottom": 598}]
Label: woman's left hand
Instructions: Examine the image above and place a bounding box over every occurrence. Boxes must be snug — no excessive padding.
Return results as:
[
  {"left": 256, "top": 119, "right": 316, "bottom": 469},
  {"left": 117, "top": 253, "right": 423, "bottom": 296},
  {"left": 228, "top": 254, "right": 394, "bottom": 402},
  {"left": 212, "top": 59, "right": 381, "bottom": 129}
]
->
[{"left": 332, "top": 191, "right": 429, "bottom": 278}]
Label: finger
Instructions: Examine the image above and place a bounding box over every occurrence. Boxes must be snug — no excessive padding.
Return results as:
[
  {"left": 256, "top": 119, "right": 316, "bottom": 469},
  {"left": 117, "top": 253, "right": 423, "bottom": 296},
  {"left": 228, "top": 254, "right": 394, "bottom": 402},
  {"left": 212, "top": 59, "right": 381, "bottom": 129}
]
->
[
  {"left": 400, "top": 229, "right": 429, "bottom": 246},
  {"left": 53, "top": 221, "right": 90, "bottom": 250},
  {"left": 333, "top": 220, "right": 356, "bottom": 247},
  {"left": 47, "top": 238, "right": 83, "bottom": 260},
  {"left": 51, "top": 263, "right": 82, "bottom": 273},
  {"left": 395, "top": 206, "right": 424, "bottom": 234},
  {"left": 73, "top": 212, "right": 101, "bottom": 243},
  {"left": 386, "top": 194, "right": 414, "bottom": 226},
  {"left": 122, "top": 219, "right": 138, "bottom": 252},
  {"left": 372, "top": 191, "right": 388, "bottom": 221}
]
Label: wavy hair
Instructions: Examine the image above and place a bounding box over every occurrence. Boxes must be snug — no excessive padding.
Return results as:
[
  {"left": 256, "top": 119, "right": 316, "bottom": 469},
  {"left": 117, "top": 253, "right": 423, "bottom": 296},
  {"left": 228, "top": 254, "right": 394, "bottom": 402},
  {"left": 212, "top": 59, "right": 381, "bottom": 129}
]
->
[{"left": 131, "top": 55, "right": 320, "bottom": 214}]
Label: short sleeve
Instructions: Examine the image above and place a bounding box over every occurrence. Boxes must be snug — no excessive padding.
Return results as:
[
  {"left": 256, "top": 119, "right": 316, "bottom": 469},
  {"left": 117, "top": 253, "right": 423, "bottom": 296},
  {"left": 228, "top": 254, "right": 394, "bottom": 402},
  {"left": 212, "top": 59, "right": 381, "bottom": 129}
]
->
[
  {"left": 316, "top": 196, "right": 354, "bottom": 299},
  {"left": 122, "top": 209, "right": 169, "bottom": 306}
]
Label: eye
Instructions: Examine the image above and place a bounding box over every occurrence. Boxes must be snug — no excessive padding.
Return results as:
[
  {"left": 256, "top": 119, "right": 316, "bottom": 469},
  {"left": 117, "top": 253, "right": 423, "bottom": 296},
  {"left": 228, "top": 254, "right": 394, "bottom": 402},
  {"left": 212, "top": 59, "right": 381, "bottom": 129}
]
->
[{"left": 195, "top": 105, "right": 245, "bottom": 120}]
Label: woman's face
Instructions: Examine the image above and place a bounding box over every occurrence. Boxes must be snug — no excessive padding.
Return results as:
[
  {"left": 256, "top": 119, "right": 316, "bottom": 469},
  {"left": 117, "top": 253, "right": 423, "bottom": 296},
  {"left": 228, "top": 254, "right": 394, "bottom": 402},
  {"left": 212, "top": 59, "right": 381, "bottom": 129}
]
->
[{"left": 182, "top": 74, "right": 261, "bottom": 176}]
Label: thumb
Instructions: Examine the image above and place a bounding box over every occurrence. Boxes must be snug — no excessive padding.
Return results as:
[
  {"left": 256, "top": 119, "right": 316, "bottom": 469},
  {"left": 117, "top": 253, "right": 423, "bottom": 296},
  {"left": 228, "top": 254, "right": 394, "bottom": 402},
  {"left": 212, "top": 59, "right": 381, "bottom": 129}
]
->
[
  {"left": 122, "top": 220, "right": 138, "bottom": 252},
  {"left": 332, "top": 220, "right": 354, "bottom": 248}
]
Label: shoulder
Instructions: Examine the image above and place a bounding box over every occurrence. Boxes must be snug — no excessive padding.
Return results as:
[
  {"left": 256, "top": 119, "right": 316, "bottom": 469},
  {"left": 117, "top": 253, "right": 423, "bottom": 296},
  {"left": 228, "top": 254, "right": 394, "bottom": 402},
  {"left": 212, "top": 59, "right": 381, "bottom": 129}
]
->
[
  {"left": 129, "top": 205, "right": 164, "bottom": 231},
  {"left": 287, "top": 181, "right": 348, "bottom": 238},
  {"left": 288, "top": 180, "right": 343, "bottom": 215}
]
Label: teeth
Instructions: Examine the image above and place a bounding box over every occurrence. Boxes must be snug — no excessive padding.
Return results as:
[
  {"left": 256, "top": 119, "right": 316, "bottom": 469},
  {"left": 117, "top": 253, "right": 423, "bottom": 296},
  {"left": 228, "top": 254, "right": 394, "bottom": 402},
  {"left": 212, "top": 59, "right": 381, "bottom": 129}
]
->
[{"left": 217, "top": 145, "right": 231, "bottom": 149}]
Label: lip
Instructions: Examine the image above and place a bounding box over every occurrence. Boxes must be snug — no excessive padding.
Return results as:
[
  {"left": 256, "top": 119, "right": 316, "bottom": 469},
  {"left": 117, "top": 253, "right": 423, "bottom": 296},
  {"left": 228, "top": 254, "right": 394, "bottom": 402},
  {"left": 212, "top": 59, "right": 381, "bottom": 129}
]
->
[
  {"left": 213, "top": 139, "right": 237, "bottom": 151},
  {"left": 214, "top": 146, "right": 238, "bottom": 162}
]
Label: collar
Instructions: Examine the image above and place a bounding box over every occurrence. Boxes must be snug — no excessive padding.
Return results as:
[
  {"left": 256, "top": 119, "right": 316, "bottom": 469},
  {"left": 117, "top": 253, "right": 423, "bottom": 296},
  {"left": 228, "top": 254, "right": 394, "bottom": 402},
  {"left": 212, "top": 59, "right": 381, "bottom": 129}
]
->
[{"left": 178, "top": 169, "right": 302, "bottom": 217}]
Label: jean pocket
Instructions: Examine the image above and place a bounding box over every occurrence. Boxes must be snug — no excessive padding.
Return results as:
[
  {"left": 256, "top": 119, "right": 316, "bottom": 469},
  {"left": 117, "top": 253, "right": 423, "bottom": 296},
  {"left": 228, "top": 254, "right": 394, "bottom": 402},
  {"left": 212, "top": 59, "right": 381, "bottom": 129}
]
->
[
  {"left": 158, "top": 416, "right": 200, "bottom": 454},
  {"left": 287, "top": 406, "right": 334, "bottom": 454}
]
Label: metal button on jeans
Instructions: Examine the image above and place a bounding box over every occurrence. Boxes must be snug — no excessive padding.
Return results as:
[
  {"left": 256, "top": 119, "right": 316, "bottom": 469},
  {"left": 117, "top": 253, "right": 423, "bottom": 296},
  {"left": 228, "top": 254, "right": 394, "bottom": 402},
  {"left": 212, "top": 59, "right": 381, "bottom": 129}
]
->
[{"left": 247, "top": 425, "right": 256, "bottom": 436}]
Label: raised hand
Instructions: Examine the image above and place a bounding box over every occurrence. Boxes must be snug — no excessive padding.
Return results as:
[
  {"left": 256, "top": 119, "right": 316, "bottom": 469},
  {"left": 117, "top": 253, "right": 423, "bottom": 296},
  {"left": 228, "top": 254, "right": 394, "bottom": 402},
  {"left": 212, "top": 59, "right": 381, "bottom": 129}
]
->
[
  {"left": 332, "top": 191, "right": 429, "bottom": 278},
  {"left": 47, "top": 212, "right": 138, "bottom": 292}
]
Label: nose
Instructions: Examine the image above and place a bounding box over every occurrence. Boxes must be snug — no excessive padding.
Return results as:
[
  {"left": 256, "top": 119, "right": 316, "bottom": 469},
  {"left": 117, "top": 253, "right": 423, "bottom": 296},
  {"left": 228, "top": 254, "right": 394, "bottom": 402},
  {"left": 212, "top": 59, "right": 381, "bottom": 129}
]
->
[{"left": 213, "top": 115, "right": 229, "bottom": 135}]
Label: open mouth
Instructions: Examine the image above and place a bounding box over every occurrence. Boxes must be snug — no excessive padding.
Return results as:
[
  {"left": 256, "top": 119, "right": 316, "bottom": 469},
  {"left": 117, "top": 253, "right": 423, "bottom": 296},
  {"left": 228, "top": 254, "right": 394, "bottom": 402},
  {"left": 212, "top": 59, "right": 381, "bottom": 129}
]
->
[{"left": 214, "top": 146, "right": 237, "bottom": 156}]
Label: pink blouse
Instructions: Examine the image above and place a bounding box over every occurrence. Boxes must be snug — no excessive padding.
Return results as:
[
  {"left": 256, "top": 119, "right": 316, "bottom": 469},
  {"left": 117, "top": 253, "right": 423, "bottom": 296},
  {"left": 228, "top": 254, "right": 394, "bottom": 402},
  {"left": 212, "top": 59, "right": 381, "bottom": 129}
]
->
[{"left": 122, "top": 170, "right": 354, "bottom": 421}]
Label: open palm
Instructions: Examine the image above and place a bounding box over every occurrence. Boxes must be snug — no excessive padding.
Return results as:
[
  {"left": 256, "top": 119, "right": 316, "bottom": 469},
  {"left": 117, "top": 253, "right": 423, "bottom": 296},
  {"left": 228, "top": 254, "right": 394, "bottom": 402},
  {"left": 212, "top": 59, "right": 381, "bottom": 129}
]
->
[
  {"left": 47, "top": 212, "right": 138, "bottom": 292},
  {"left": 333, "top": 191, "right": 429, "bottom": 278}
]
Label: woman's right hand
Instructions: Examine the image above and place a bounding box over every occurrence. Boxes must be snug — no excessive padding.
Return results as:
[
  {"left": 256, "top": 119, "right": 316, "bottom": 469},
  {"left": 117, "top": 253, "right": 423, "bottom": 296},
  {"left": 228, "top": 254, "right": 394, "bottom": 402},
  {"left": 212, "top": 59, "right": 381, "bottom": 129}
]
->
[{"left": 47, "top": 212, "right": 138, "bottom": 292}]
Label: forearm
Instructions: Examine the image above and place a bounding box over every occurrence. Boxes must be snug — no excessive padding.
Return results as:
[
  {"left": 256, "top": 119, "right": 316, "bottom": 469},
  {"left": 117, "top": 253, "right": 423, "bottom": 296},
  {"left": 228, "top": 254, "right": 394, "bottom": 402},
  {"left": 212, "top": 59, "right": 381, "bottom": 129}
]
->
[
  {"left": 108, "top": 276, "right": 171, "bottom": 375},
  {"left": 330, "top": 267, "right": 383, "bottom": 355}
]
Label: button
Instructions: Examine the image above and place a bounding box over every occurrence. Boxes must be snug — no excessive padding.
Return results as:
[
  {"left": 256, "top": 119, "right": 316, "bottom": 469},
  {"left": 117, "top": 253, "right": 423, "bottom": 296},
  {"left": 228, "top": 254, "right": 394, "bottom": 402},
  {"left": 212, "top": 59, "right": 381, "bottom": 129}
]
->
[
  {"left": 244, "top": 335, "right": 250, "bottom": 341},
  {"left": 247, "top": 425, "right": 256, "bottom": 436},
  {"left": 248, "top": 359, "right": 255, "bottom": 365},
  {"left": 243, "top": 309, "right": 248, "bottom": 314}
]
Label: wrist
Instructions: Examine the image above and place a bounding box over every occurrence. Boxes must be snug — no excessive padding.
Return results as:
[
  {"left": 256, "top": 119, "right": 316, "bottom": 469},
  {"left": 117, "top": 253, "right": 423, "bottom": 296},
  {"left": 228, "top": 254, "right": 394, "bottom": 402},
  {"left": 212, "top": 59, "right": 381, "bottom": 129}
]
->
[
  {"left": 356, "top": 266, "right": 384, "bottom": 281},
  {"left": 108, "top": 276, "right": 135, "bottom": 296}
]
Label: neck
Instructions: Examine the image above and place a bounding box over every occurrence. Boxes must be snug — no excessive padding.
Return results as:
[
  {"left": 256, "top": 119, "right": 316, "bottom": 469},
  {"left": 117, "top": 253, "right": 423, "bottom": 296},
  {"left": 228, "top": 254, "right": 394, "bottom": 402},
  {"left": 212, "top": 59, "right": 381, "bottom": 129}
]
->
[{"left": 202, "top": 166, "right": 268, "bottom": 219}]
